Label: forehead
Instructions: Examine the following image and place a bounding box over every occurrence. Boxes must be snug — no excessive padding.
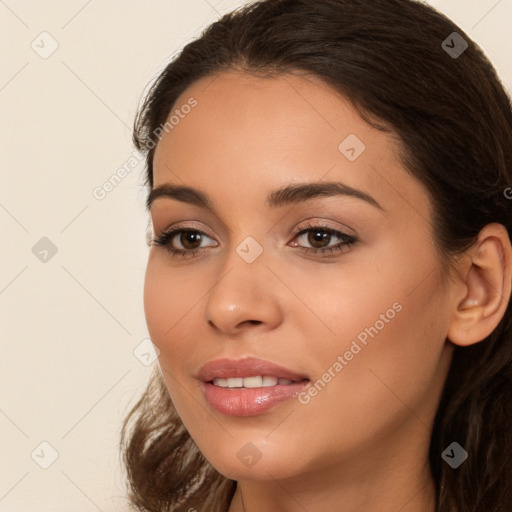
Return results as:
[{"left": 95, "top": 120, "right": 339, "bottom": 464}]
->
[{"left": 152, "top": 71, "right": 430, "bottom": 221}]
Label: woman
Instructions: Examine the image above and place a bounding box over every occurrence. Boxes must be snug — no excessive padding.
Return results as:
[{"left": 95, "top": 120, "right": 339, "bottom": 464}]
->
[{"left": 121, "top": 1, "right": 512, "bottom": 511}]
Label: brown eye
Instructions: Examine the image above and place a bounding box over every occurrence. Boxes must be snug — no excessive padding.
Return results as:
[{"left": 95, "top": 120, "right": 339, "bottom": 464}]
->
[
  {"left": 178, "top": 231, "right": 203, "bottom": 250},
  {"left": 291, "top": 224, "right": 358, "bottom": 258},
  {"left": 152, "top": 228, "right": 217, "bottom": 257},
  {"left": 305, "top": 229, "right": 332, "bottom": 249}
]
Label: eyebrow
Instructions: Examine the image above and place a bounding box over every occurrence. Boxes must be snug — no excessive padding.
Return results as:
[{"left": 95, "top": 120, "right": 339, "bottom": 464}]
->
[{"left": 146, "top": 181, "right": 384, "bottom": 212}]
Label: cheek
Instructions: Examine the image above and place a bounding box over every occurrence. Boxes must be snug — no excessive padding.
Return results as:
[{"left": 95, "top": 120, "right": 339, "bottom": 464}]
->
[
  {"left": 295, "top": 263, "right": 450, "bottom": 442},
  {"left": 143, "top": 255, "right": 201, "bottom": 363},
  {"left": 143, "top": 259, "right": 202, "bottom": 419},
  {"left": 288, "top": 240, "right": 449, "bottom": 414},
  {"left": 143, "top": 258, "right": 170, "bottom": 347}
]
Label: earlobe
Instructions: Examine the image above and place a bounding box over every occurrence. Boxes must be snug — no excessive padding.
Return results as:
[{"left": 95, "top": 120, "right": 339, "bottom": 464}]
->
[{"left": 447, "top": 223, "right": 512, "bottom": 347}]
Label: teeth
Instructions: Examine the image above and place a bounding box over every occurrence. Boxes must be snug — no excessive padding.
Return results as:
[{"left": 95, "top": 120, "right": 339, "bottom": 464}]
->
[
  {"left": 262, "top": 376, "right": 278, "bottom": 386},
  {"left": 241, "top": 376, "right": 262, "bottom": 388},
  {"left": 212, "top": 376, "right": 296, "bottom": 388},
  {"left": 226, "top": 377, "right": 243, "bottom": 387}
]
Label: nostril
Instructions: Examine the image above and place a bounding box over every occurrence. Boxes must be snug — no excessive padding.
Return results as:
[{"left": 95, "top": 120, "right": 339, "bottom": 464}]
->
[{"left": 239, "top": 320, "right": 262, "bottom": 327}]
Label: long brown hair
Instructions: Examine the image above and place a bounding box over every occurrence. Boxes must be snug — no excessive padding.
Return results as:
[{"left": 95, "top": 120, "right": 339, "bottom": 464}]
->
[{"left": 120, "top": 1, "right": 512, "bottom": 510}]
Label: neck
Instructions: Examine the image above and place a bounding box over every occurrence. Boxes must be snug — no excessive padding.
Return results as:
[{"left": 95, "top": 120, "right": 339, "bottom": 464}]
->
[
  {"left": 226, "top": 422, "right": 437, "bottom": 512},
  {"left": 228, "top": 465, "right": 436, "bottom": 512}
]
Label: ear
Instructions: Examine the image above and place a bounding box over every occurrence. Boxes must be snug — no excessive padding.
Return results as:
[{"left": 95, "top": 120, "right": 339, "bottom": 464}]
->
[{"left": 447, "top": 223, "right": 512, "bottom": 347}]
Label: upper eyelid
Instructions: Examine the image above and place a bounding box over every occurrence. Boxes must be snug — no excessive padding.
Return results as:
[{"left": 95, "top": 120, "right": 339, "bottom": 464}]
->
[
  {"left": 149, "top": 203, "right": 360, "bottom": 235},
  {"left": 159, "top": 223, "right": 354, "bottom": 246},
  {"left": 154, "top": 215, "right": 356, "bottom": 235},
  {"left": 158, "top": 222, "right": 350, "bottom": 236}
]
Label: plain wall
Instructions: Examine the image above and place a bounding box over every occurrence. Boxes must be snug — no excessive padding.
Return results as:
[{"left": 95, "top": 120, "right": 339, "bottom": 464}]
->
[{"left": 1, "top": 1, "right": 511, "bottom": 510}]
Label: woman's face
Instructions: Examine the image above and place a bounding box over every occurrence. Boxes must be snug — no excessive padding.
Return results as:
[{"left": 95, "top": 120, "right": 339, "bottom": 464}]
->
[{"left": 145, "top": 71, "right": 455, "bottom": 481}]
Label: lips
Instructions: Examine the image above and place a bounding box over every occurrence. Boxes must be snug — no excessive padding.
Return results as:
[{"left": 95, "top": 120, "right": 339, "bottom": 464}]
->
[{"left": 197, "top": 356, "right": 309, "bottom": 383}]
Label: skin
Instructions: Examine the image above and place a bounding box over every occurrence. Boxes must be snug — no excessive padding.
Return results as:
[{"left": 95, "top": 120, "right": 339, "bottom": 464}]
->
[{"left": 144, "top": 70, "right": 512, "bottom": 512}]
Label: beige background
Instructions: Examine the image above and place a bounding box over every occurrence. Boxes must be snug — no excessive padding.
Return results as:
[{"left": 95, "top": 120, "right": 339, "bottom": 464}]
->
[{"left": 1, "top": 1, "right": 511, "bottom": 510}]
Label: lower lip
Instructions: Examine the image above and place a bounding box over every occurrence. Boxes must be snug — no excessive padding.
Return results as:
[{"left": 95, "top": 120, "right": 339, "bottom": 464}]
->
[{"left": 202, "top": 380, "right": 310, "bottom": 417}]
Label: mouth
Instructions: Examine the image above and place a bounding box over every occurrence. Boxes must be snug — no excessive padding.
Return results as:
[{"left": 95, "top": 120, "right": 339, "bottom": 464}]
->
[
  {"left": 197, "top": 356, "right": 310, "bottom": 416},
  {"left": 202, "top": 379, "right": 310, "bottom": 417},
  {"left": 208, "top": 375, "right": 309, "bottom": 388},
  {"left": 197, "top": 356, "right": 310, "bottom": 383}
]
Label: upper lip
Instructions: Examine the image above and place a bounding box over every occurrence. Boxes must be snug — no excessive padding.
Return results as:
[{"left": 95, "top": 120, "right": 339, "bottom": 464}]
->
[{"left": 198, "top": 357, "right": 310, "bottom": 382}]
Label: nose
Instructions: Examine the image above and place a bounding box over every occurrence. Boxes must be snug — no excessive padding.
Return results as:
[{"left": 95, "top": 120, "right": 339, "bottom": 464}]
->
[{"left": 203, "top": 248, "right": 284, "bottom": 336}]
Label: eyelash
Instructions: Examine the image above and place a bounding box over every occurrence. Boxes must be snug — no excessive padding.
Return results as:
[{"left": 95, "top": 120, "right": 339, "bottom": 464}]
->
[{"left": 152, "top": 222, "right": 358, "bottom": 259}]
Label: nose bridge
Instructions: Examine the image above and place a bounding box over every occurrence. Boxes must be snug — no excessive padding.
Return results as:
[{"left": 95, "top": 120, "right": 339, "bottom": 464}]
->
[{"left": 203, "top": 235, "right": 282, "bottom": 334}]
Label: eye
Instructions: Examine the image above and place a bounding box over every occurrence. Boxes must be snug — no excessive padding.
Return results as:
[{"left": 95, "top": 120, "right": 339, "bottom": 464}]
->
[
  {"left": 290, "top": 222, "right": 358, "bottom": 257},
  {"left": 152, "top": 227, "right": 216, "bottom": 259},
  {"left": 152, "top": 222, "right": 358, "bottom": 259}
]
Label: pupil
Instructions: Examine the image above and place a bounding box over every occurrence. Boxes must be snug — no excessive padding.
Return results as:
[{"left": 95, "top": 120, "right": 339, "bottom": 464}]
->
[
  {"left": 309, "top": 230, "right": 329, "bottom": 248},
  {"left": 182, "top": 232, "right": 201, "bottom": 249}
]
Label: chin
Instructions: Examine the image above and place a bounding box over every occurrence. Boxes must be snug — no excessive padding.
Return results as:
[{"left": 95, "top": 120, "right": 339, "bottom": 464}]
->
[{"left": 198, "top": 441, "right": 305, "bottom": 482}]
